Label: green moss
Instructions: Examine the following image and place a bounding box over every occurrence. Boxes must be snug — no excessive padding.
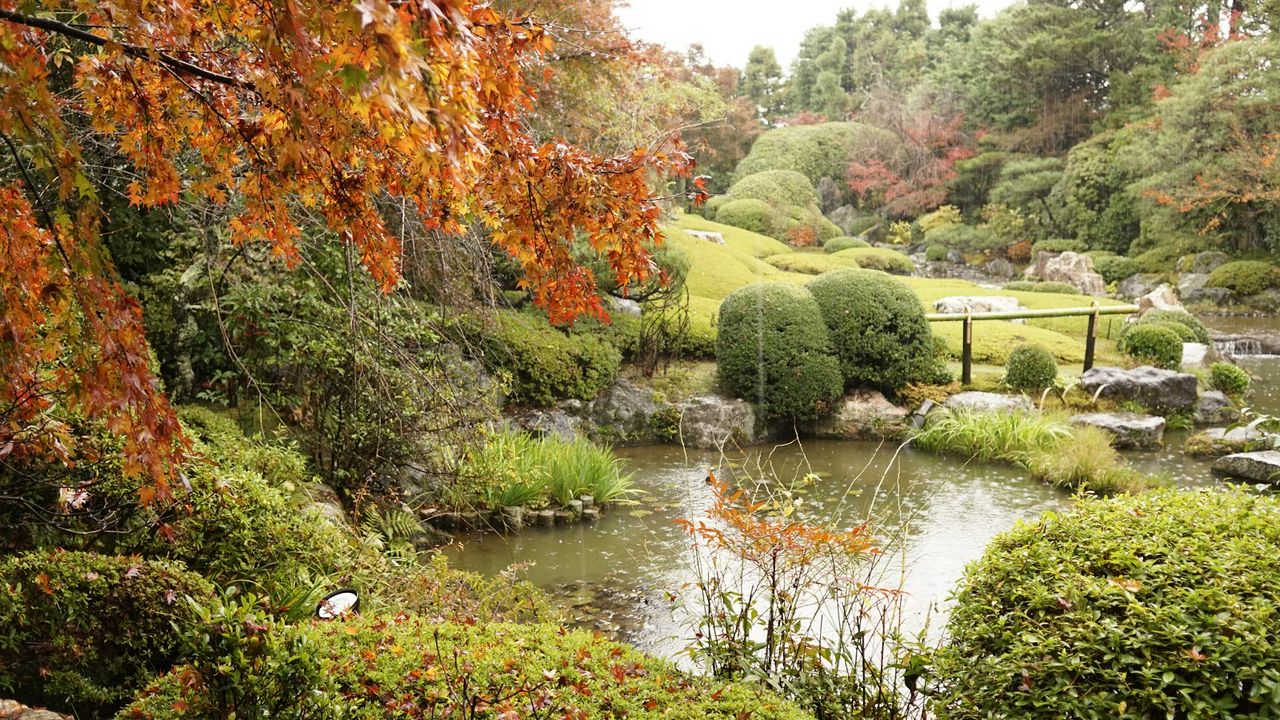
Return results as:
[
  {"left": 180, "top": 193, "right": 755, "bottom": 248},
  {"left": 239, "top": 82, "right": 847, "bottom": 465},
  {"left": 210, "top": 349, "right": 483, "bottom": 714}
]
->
[
  {"left": 932, "top": 489, "right": 1280, "bottom": 719},
  {"left": 764, "top": 252, "right": 860, "bottom": 275},
  {"left": 1206, "top": 260, "right": 1280, "bottom": 296},
  {"left": 830, "top": 247, "right": 915, "bottom": 275}
]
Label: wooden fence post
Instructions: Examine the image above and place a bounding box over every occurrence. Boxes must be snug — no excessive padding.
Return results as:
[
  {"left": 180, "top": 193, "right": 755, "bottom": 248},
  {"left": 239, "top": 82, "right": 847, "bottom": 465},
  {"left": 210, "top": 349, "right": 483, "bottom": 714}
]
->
[
  {"left": 1084, "top": 302, "right": 1099, "bottom": 372},
  {"left": 962, "top": 311, "right": 973, "bottom": 385}
]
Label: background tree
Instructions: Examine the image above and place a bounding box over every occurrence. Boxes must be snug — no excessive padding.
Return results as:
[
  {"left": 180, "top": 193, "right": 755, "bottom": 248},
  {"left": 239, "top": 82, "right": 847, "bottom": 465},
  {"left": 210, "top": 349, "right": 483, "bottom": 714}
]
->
[{"left": 742, "top": 46, "right": 785, "bottom": 124}]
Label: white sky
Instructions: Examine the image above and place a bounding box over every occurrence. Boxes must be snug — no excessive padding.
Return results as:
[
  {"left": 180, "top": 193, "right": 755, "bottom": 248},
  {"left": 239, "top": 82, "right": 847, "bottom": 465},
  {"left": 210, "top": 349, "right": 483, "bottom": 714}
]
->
[{"left": 616, "top": 0, "right": 1016, "bottom": 69}]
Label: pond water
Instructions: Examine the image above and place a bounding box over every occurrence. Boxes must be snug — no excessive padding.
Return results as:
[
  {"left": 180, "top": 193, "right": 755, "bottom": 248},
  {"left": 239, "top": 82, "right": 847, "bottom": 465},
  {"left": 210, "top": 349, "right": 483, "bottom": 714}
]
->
[{"left": 447, "top": 315, "right": 1280, "bottom": 661}]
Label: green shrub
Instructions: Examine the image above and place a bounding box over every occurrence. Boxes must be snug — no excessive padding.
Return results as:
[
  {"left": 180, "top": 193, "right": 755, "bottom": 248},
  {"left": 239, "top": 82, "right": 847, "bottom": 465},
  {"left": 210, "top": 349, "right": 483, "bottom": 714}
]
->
[
  {"left": 925, "top": 224, "right": 1001, "bottom": 257},
  {"left": 1133, "top": 243, "right": 1185, "bottom": 275},
  {"left": 1092, "top": 254, "right": 1139, "bottom": 284},
  {"left": 0, "top": 550, "right": 214, "bottom": 716},
  {"left": 830, "top": 247, "right": 915, "bottom": 275},
  {"left": 1138, "top": 309, "right": 1211, "bottom": 344},
  {"left": 1024, "top": 425, "right": 1151, "bottom": 495},
  {"left": 716, "top": 198, "right": 778, "bottom": 236},
  {"left": 734, "top": 121, "right": 893, "bottom": 186},
  {"left": 1004, "top": 344, "right": 1057, "bottom": 391},
  {"left": 465, "top": 309, "right": 621, "bottom": 406},
  {"left": 931, "top": 489, "right": 1280, "bottom": 720},
  {"left": 1003, "top": 280, "right": 1082, "bottom": 294},
  {"left": 806, "top": 269, "right": 938, "bottom": 391},
  {"left": 926, "top": 243, "right": 948, "bottom": 262},
  {"left": 1210, "top": 361, "right": 1250, "bottom": 397},
  {"left": 917, "top": 205, "right": 963, "bottom": 233},
  {"left": 703, "top": 194, "right": 729, "bottom": 218},
  {"left": 1118, "top": 323, "right": 1183, "bottom": 369},
  {"left": 844, "top": 215, "right": 881, "bottom": 237},
  {"left": 126, "top": 615, "right": 811, "bottom": 720},
  {"left": 824, "top": 235, "right": 871, "bottom": 253},
  {"left": 1206, "top": 260, "right": 1280, "bottom": 296},
  {"left": 764, "top": 252, "right": 859, "bottom": 275},
  {"left": 1030, "top": 238, "right": 1087, "bottom": 255},
  {"left": 728, "top": 170, "right": 819, "bottom": 207},
  {"left": 716, "top": 283, "right": 843, "bottom": 423}
]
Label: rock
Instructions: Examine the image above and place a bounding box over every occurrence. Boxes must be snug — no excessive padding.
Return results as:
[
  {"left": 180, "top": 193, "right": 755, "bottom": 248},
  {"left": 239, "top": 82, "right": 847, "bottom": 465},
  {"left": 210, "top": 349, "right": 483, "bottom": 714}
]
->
[
  {"left": 1070, "top": 412, "right": 1165, "bottom": 449},
  {"left": 676, "top": 395, "right": 758, "bottom": 449},
  {"left": 567, "top": 499, "right": 584, "bottom": 516},
  {"left": 429, "top": 511, "right": 487, "bottom": 531},
  {"left": 686, "top": 230, "right": 725, "bottom": 245},
  {"left": 1181, "top": 342, "right": 1210, "bottom": 369},
  {"left": 554, "top": 510, "right": 576, "bottom": 525},
  {"left": 589, "top": 378, "right": 663, "bottom": 443},
  {"left": 807, "top": 388, "right": 910, "bottom": 440},
  {"left": 0, "top": 700, "right": 71, "bottom": 720},
  {"left": 1212, "top": 451, "right": 1280, "bottom": 484},
  {"left": 582, "top": 506, "right": 601, "bottom": 522},
  {"left": 946, "top": 249, "right": 964, "bottom": 264},
  {"left": 933, "top": 296, "right": 1027, "bottom": 315},
  {"left": 532, "top": 509, "right": 557, "bottom": 527},
  {"left": 1135, "top": 284, "right": 1184, "bottom": 316},
  {"left": 1116, "top": 273, "right": 1162, "bottom": 300},
  {"left": 1195, "top": 391, "right": 1241, "bottom": 425},
  {"left": 1027, "top": 251, "right": 1107, "bottom": 295},
  {"left": 609, "top": 296, "right": 642, "bottom": 317},
  {"left": 1177, "top": 273, "right": 1233, "bottom": 305},
  {"left": 908, "top": 398, "right": 938, "bottom": 430},
  {"left": 507, "top": 407, "right": 582, "bottom": 442},
  {"left": 983, "top": 258, "right": 1017, "bottom": 279},
  {"left": 943, "top": 391, "right": 1034, "bottom": 414},
  {"left": 578, "top": 494, "right": 595, "bottom": 509},
  {"left": 1079, "top": 365, "right": 1199, "bottom": 413},
  {"left": 499, "top": 506, "right": 525, "bottom": 530},
  {"left": 1189, "top": 251, "right": 1230, "bottom": 275},
  {"left": 304, "top": 483, "right": 349, "bottom": 527}
]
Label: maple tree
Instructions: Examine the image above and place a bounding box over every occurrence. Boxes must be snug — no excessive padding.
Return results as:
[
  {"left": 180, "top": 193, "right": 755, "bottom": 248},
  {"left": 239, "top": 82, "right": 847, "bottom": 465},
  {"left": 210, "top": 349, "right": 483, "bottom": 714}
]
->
[{"left": 0, "top": 0, "right": 701, "bottom": 501}]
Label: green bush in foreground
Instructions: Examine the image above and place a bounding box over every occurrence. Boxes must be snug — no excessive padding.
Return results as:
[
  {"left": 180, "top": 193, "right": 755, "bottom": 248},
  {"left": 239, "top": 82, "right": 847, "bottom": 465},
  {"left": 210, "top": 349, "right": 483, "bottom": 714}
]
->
[
  {"left": 125, "top": 615, "right": 809, "bottom": 720},
  {"left": 830, "top": 247, "right": 915, "bottom": 275},
  {"left": 0, "top": 550, "right": 214, "bottom": 716},
  {"left": 717, "top": 283, "right": 843, "bottom": 423},
  {"left": 1210, "top": 361, "right": 1251, "bottom": 397},
  {"left": 1004, "top": 344, "right": 1057, "bottom": 391},
  {"left": 1003, "top": 280, "right": 1081, "bottom": 295},
  {"left": 823, "top": 235, "right": 870, "bottom": 253},
  {"left": 1138, "top": 309, "right": 1212, "bottom": 344},
  {"left": 1207, "top": 260, "right": 1280, "bottom": 296},
  {"left": 808, "top": 269, "right": 939, "bottom": 392},
  {"left": 1118, "top": 323, "right": 1183, "bottom": 369},
  {"left": 930, "top": 489, "right": 1280, "bottom": 720}
]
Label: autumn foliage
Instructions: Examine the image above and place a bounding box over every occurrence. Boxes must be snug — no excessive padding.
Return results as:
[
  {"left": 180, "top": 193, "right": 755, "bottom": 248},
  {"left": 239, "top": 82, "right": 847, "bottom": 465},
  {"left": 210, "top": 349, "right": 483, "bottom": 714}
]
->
[{"left": 0, "top": 1, "right": 699, "bottom": 498}]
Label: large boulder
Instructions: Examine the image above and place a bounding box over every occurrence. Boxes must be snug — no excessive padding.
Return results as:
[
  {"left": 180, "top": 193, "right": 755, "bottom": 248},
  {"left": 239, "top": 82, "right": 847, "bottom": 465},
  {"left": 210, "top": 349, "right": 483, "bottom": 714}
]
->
[
  {"left": 685, "top": 229, "right": 725, "bottom": 245},
  {"left": 1135, "top": 284, "right": 1184, "bottom": 316},
  {"left": 676, "top": 395, "right": 758, "bottom": 449},
  {"left": 807, "top": 388, "right": 910, "bottom": 440},
  {"left": 1026, "top": 251, "right": 1107, "bottom": 295},
  {"left": 1181, "top": 342, "right": 1210, "bottom": 369},
  {"left": 1079, "top": 366, "right": 1199, "bottom": 413},
  {"left": 0, "top": 700, "right": 70, "bottom": 720},
  {"left": 507, "top": 406, "right": 583, "bottom": 442},
  {"left": 1194, "top": 390, "right": 1240, "bottom": 425},
  {"left": 1212, "top": 451, "right": 1280, "bottom": 484},
  {"left": 984, "top": 258, "right": 1017, "bottom": 279},
  {"left": 1069, "top": 412, "right": 1165, "bottom": 449},
  {"left": 1116, "top": 273, "right": 1163, "bottom": 300},
  {"left": 1188, "top": 426, "right": 1270, "bottom": 456},
  {"left": 1185, "top": 251, "right": 1230, "bottom": 275},
  {"left": 943, "top": 391, "right": 1034, "bottom": 414},
  {"left": 1177, "top": 273, "right": 1233, "bottom": 305},
  {"left": 934, "top": 296, "right": 1027, "bottom": 315},
  {"left": 588, "top": 378, "right": 662, "bottom": 443}
]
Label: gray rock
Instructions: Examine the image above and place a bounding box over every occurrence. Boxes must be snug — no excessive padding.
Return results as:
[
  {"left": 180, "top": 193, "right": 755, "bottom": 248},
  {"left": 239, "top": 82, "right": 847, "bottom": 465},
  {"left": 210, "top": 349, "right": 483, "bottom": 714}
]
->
[
  {"left": 943, "top": 391, "right": 1034, "bottom": 414},
  {"left": 686, "top": 230, "right": 725, "bottom": 245},
  {"left": 1116, "top": 273, "right": 1162, "bottom": 300},
  {"left": 0, "top": 700, "right": 71, "bottom": 720},
  {"left": 808, "top": 388, "right": 910, "bottom": 439},
  {"left": 984, "top": 258, "right": 1017, "bottom": 279},
  {"left": 908, "top": 398, "right": 938, "bottom": 430},
  {"left": 1181, "top": 342, "right": 1210, "bottom": 369},
  {"left": 567, "top": 499, "right": 584, "bottom": 516},
  {"left": 1212, "top": 450, "right": 1280, "bottom": 484},
  {"left": 589, "top": 378, "right": 663, "bottom": 443},
  {"left": 1194, "top": 391, "right": 1240, "bottom": 425},
  {"left": 532, "top": 509, "right": 557, "bottom": 527},
  {"left": 1213, "top": 331, "right": 1280, "bottom": 357},
  {"left": 1070, "top": 412, "right": 1165, "bottom": 449},
  {"left": 1177, "top": 273, "right": 1233, "bottom": 304},
  {"left": 554, "top": 510, "right": 576, "bottom": 525},
  {"left": 676, "top": 395, "right": 758, "bottom": 449},
  {"left": 946, "top": 249, "right": 964, "bottom": 264},
  {"left": 1189, "top": 251, "right": 1230, "bottom": 275},
  {"left": 507, "top": 407, "right": 582, "bottom": 442},
  {"left": 1027, "top": 251, "right": 1107, "bottom": 295},
  {"left": 609, "top": 296, "right": 643, "bottom": 317},
  {"left": 578, "top": 494, "right": 595, "bottom": 509},
  {"left": 934, "top": 296, "right": 1026, "bottom": 315},
  {"left": 1079, "top": 366, "right": 1199, "bottom": 413},
  {"left": 1205, "top": 426, "right": 1266, "bottom": 444},
  {"left": 1136, "top": 284, "right": 1184, "bottom": 315},
  {"left": 582, "top": 506, "right": 601, "bottom": 522},
  {"left": 304, "top": 483, "right": 349, "bottom": 527},
  {"left": 500, "top": 506, "right": 525, "bottom": 530}
]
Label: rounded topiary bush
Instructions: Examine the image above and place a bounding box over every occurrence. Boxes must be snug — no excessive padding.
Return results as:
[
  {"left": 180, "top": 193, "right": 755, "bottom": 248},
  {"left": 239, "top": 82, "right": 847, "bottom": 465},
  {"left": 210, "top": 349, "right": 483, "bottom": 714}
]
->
[
  {"left": 1004, "top": 344, "right": 1057, "bottom": 391},
  {"left": 1210, "top": 361, "right": 1250, "bottom": 397},
  {"left": 831, "top": 247, "right": 915, "bottom": 275},
  {"left": 715, "top": 198, "right": 776, "bottom": 235},
  {"left": 1092, "top": 254, "right": 1139, "bottom": 284},
  {"left": 1206, "top": 260, "right": 1280, "bottom": 296},
  {"left": 806, "top": 269, "right": 938, "bottom": 391},
  {"left": 1139, "top": 309, "right": 1211, "bottom": 344},
  {"left": 931, "top": 489, "right": 1280, "bottom": 720},
  {"left": 824, "top": 235, "right": 871, "bottom": 253},
  {"left": 0, "top": 550, "right": 214, "bottom": 716},
  {"left": 716, "top": 283, "right": 843, "bottom": 423},
  {"left": 728, "top": 170, "right": 819, "bottom": 207},
  {"left": 125, "top": 615, "right": 810, "bottom": 720},
  {"left": 1118, "top": 323, "right": 1183, "bottom": 369},
  {"left": 925, "top": 242, "right": 948, "bottom": 262}
]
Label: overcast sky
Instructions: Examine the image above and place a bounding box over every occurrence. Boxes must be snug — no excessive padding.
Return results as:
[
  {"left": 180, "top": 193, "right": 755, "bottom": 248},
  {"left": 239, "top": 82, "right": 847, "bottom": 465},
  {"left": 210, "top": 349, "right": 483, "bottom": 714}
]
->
[{"left": 616, "top": 0, "right": 1016, "bottom": 69}]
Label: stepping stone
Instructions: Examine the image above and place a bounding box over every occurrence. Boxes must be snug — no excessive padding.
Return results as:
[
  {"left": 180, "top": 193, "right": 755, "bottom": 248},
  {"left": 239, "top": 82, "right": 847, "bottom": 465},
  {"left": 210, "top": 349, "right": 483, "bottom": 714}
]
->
[
  {"left": 1212, "top": 450, "right": 1280, "bottom": 484},
  {"left": 1080, "top": 366, "right": 1198, "bottom": 413},
  {"left": 1070, "top": 412, "right": 1165, "bottom": 449}
]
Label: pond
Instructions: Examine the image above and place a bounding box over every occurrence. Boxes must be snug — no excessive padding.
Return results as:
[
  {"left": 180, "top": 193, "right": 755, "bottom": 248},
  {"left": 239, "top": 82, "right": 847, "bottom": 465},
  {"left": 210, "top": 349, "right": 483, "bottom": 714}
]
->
[{"left": 448, "top": 315, "right": 1280, "bottom": 662}]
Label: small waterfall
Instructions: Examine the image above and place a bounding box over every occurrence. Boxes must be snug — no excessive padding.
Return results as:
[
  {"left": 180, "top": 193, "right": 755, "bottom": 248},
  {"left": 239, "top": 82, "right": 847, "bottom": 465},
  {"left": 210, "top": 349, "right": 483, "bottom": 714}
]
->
[{"left": 1215, "top": 337, "right": 1264, "bottom": 358}]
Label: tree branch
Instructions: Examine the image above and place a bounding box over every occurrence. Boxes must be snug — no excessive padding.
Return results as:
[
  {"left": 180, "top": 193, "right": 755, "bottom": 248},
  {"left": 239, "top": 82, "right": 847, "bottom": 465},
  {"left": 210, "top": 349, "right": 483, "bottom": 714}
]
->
[{"left": 0, "top": 9, "right": 255, "bottom": 92}]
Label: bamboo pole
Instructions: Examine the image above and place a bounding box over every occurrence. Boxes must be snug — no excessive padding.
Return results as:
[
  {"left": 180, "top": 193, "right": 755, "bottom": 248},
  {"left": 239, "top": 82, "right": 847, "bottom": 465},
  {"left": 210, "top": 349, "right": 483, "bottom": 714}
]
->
[{"left": 925, "top": 304, "right": 1139, "bottom": 322}]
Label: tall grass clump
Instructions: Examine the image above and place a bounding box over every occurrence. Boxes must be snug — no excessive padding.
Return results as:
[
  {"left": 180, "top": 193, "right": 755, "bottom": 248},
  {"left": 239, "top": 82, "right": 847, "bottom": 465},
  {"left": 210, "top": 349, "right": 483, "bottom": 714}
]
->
[
  {"left": 546, "top": 436, "right": 636, "bottom": 506},
  {"left": 459, "top": 432, "right": 635, "bottom": 509},
  {"left": 911, "top": 411, "right": 1158, "bottom": 494}
]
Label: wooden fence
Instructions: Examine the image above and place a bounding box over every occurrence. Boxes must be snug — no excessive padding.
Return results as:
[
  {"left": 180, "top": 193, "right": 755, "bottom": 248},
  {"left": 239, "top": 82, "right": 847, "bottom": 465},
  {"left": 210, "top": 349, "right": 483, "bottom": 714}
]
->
[{"left": 924, "top": 303, "right": 1141, "bottom": 384}]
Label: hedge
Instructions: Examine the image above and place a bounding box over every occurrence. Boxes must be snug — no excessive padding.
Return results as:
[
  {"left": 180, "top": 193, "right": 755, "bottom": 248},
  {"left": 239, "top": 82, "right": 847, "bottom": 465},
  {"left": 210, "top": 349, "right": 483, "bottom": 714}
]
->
[
  {"left": 806, "top": 269, "right": 941, "bottom": 391},
  {"left": 1206, "top": 260, "right": 1280, "bottom": 296},
  {"left": 930, "top": 489, "right": 1280, "bottom": 720},
  {"left": 764, "top": 252, "right": 859, "bottom": 275},
  {"left": 716, "top": 282, "right": 843, "bottom": 423},
  {"left": 831, "top": 247, "right": 915, "bottom": 275},
  {"left": 728, "top": 170, "right": 820, "bottom": 207},
  {"left": 824, "top": 236, "right": 871, "bottom": 253},
  {"left": 1092, "top": 254, "right": 1139, "bottom": 284}
]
